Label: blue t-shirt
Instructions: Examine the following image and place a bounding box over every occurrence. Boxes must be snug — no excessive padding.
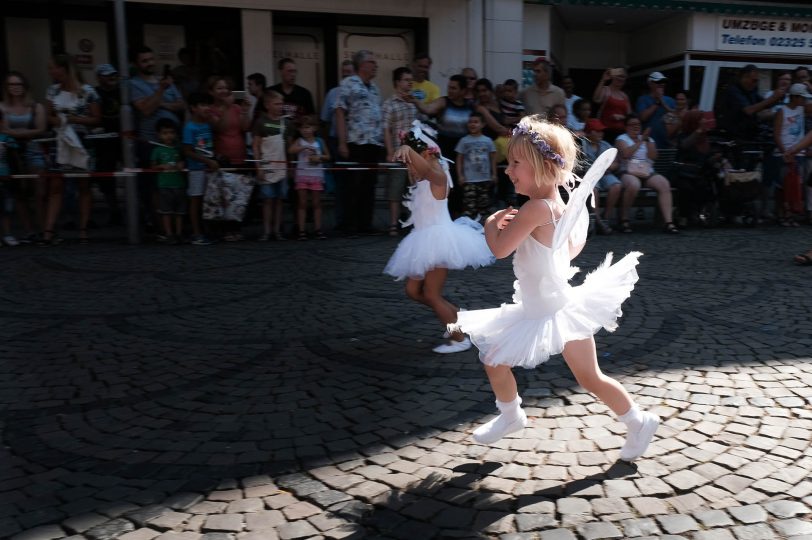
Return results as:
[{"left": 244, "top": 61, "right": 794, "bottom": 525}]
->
[
  {"left": 636, "top": 94, "right": 676, "bottom": 148},
  {"left": 129, "top": 76, "right": 182, "bottom": 142},
  {"left": 455, "top": 134, "right": 496, "bottom": 183},
  {"left": 182, "top": 121, "right": 214, "bottom": 171}
]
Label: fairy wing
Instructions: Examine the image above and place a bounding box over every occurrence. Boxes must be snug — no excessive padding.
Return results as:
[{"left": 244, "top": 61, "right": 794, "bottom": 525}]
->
[{"left": 552, "top": 147, "right": 618, "bottom": 251}]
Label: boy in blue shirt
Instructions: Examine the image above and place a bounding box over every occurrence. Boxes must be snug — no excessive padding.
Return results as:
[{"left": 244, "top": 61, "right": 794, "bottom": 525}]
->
[
  {"left": 182, "top": 92, "right": 218, "bottom": 245},
  {"left": 455, "top": 113, "right": 496, "bottom": 221}
]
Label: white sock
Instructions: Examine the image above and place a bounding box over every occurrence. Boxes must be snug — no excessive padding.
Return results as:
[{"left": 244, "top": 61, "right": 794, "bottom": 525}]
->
[
  {"left": 618, "top": 404, "right": 643, "bottom": 431},
  {"left": 495, "top": 396, "right": 522, "bottom": 421}
]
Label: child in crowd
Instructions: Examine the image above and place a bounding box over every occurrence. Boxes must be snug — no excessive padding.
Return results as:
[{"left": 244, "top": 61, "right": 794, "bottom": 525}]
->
[
  {"left": 289, "top": 114, "right": 329, "bottom": 240},
  {"left": 0, "top": 120, "right": 20, "bottom": 246},
  {"left": 384, "top": 122, "right": 494, "bottom": 354},
  {"left": 455, "top": 113, "right": 497, "bottom": 221},
  {"left": 252, "top": 89, "right": 290, "bottom": 241},
  {"left": 182, "top": 92, "right": 218, "bottom": 246},
  {"left": 452, "top": 115, "right": 659, "bottom": 462},
  {"left": 499, "top": 79, "right": 525, "bottom": 128},
  {"left": 774, "top": 83, "right": 811, "bottom": 227},
  {"left": 151, "top": 118, "right": 186, "bottom": 244}
]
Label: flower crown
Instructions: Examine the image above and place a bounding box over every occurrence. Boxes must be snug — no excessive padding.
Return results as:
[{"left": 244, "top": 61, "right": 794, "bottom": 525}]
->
[{"left": 511, "top": 124, "right": 566, "bottom": 169}]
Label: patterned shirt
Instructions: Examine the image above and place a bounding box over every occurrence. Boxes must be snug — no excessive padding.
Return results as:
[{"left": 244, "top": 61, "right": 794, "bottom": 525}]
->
[
  {"left": 382, "top": 95, "right": 417, "bottom": 152},
  {"left": 336, "top": 75, "right": 383, "bottom": 146},
  {"left": 45, "top": 83, "right": 100, "bottom": 136}
]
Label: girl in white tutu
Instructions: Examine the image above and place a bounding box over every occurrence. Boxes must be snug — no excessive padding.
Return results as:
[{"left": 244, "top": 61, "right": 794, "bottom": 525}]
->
[
  {"left": 384, "top": 122, "right": 494, "bottom": 353},
  {"left": 453, "top": 115, "right": 659, "bottom": 461}
]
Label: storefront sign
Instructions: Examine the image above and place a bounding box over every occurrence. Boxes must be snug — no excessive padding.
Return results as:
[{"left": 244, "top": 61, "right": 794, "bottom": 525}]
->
[{"left": 717, "top": 15, "right": 812, "bottom": 54}]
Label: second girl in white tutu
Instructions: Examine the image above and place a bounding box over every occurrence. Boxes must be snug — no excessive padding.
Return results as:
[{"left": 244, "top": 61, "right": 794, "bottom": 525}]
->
[{"left": 384, "top": 122, "right": 494, "bottom": 353}]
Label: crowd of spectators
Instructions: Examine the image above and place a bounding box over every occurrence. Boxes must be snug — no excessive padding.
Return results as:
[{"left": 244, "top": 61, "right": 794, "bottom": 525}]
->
[{"left": 1, "top": 49, "right": 812, "bottom": 247}]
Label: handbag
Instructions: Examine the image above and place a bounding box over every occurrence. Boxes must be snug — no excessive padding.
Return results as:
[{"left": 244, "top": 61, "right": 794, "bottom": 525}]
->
[{"left": 627, "top": 159, "right": 653, "bottom": 178}]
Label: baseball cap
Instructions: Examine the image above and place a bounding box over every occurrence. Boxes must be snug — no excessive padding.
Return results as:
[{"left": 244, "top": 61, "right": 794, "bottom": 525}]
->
[
  {"left": 789, "top": 83, "right": 812, "bottom": 99},
  {"left": 648, "top": 71, "right": 667, "bottom": 83},
  {"left": 95, "top": 63, "right": 118, "bottom": 76},
  {"left": 585, "top": 118, "right": 606, "bottom": 132}
]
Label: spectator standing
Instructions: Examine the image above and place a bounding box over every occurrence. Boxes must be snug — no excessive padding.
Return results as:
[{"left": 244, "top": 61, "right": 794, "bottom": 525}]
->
[
  {"left": 171, "top": 47, "right": 201, "bottom": 100},
  {"left": 207, "top": 76, "right": 251, "bottom": 241},
  {"left": 290, "top": 114, "right": 329, "bottom": 239},
  {"left": 718, "top": 64, "right": 784, "bottom": 143},
  {"left": 561, "top": 75, "right": 581, "bottom": 128},
  {"left": 568, "top": 98, "right": 591, "bottom": 135},
  {"left": 130, "top": 45, "right": 185, "bottom": 233},
  {"left": 474, "top": 78, "right": 510, "bottom": 139},
  {"left": 335, "top": 49, "right": 384, "bottom": 235},
  {"left": 253, "top": 89, "right": 291, "bottom": 241},
  {"left": 592, "top": 67, "right": 631, "bottom": 143},
  {"left": 150, "top": 118, "right": 186, "bottom": 243},
  {"left": 246, "top": 72, "right": 266, "bottom": 124},
  {"left": 520, "top": 59, "right": 565, "bottom": 116},
  {"left": 773, "top": 83, "right": 811, "bottom": 227},
  {"left": 382, "top": 66, "right": 418, "bottom": 236},
  {"left": 0, "top": 71, "right": 47, "bottom": 243},
  {"left": 320, "top": 60, "right": 354, "bottom": 229},
  {"left": 499, "top": 78, "right": 525, "bottom": 128},
  {"left": 269, "top": 58, "right": 315, "bottom": 121},
  {"left": 93, "top": 63, "right": 123, "bottom": 226},
  {"left": 0, "top": 112, "right": 21, "bottom": 245},
  {"left": 411, "top": 53, "right": 440, "bottom": 106},
  {"left": 636, "top": 72, "right": 677, "bottom": 148},
  {"left": 455, "top": 112, "right": 496, "bottom": 221},
  {"left": 45, "top": 53, "right": 101, "bottom": 245},
  {"left": 182, "top": 92, "right": 217, "bottom": 245}
]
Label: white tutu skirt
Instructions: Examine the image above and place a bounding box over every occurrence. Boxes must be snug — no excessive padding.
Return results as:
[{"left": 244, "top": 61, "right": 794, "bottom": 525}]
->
[
  {"left": 454, "top": 252, "right": 641, "bottom": 368},
  {"left": 384, "top": 218, "right": 495, "bottom": 280}
]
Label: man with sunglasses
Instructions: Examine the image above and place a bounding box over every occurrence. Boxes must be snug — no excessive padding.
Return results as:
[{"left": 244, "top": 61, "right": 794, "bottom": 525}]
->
[{"left": 636, "top": 72, "right": 677, "bottom": 149}]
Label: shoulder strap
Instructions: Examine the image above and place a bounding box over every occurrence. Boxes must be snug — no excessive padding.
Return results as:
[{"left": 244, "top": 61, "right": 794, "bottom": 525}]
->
[{"left": 540, "top": 199, "right": 559, "bottom": 227}]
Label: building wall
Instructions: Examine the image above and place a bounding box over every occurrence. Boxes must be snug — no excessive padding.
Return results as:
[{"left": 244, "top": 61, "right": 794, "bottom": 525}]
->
[
  {"left": 627, "top": 14, "right": 690, "bottom": 67},
  {"left": 483, "top": 0, "right": 523, "bottom": 86}
]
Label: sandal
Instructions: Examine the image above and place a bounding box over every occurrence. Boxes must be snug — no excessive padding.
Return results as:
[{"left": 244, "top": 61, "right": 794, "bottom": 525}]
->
[
  {"left": 315, "top": 230, "right": 327, "bottom": 240},
  {"left": 37, "top": 230, "right": 62, "bottom": 247},
  {"left": 619, "top": 220, "right": 633, "bottom": 234},
  {"left": 388, "top": 224, "right": 399, "bottom": 237},
  {"left": 79, "top": 229, "right": 89, "bottom": 244},
  {"left": 664, "top": 222, "right": 680, "bottom": 234},
  {"left": 297, "top": 231, "right": 308, "bottom": 241}
]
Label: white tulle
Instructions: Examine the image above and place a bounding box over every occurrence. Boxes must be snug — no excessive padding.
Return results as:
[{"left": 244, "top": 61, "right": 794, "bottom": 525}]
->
[
  {"left": 453, "top": 244, "right": 641, "bottom": 368},
  {"left": 384, "top": 180, "right": 495, "bottom": 280}
]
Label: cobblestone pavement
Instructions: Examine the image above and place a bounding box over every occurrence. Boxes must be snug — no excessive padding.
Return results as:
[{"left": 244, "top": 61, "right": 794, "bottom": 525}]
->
[{"left": 2, "top": 224, "right": 812, "bottom": 540}]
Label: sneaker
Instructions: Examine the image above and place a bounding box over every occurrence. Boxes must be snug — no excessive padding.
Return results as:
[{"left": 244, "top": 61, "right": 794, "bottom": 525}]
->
[
  {"left": 619, "top": 412, "right": 660, "bottom": 461},
  {"left": 432, "top": 337, "right": 472, "bottom": 354},
  {"left": 2, "top": 235, "right": 19, "bottom": 247},
  {"left": 472, "top": 408, "right": 528, "bottom": 445},
  {"left": 190, "top": 235, "right": 212, "bottom": 246}
]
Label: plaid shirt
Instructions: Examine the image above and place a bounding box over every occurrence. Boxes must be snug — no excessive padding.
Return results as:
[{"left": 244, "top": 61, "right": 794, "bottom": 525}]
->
[
  {"left": 382, "top": 95, "right": 417, "bottom": 152},
  {"left": 337, "top": 75, "right": 383, "bottom": 146}
]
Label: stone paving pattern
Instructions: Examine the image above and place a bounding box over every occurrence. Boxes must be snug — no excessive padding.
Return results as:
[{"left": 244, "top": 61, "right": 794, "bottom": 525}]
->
[{"left": 1, "top": 225, "right": 811, "bottom": 540}]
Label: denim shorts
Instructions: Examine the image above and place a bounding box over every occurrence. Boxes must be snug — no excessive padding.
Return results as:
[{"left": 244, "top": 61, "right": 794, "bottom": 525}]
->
[
  {"left": 597, "top": 173, "right": 621, "bottom": 191},
  {"left": 259, "top": 181, "right": 288, "bottom": 200}
]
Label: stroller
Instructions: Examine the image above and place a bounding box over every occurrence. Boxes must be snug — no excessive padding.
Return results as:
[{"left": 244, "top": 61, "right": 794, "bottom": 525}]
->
[{"left": 714, "top": 140, "right": 766, "bottom": 226}]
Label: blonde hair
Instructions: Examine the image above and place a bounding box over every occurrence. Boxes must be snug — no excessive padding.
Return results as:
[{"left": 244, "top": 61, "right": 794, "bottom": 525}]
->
[{"left": 506, "top": 114, "right": 576, "bottom": 188}]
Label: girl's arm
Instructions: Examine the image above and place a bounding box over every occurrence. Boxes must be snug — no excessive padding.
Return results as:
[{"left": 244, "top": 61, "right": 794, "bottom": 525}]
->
[
  {"left": 288, "top": 138, "right": 305, "bottom": 154},
  {"left": 394, "top": 145, "right": 446, "bottom": 187},
  {"left": 615, "top": 138, "right": 639, "bottom": 160},
  {"left": 484, "top": 198, "right": 548, "bottom": 259},
  {"left": 68, "top": 101, "right": 101, "bottom": 127},
  {"left": 477, "top": 105, "right": 510, "bottom": 136}
]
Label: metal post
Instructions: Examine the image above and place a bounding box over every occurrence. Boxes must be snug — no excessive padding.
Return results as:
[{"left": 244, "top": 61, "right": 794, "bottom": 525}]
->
[{"left": 114, "top": 0, "right": 140, "bottom": 244}]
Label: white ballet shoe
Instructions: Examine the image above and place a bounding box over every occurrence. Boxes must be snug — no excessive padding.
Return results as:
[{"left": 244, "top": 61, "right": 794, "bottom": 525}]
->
[
  {"left": 432, "top": 337, "right": 471, "bottom": 354},
  {"left": 619, "top": 411, "right": 660, "bottom": 461},
  {"left": 472, "top": 408, "right": 528, "bottom": 444}
]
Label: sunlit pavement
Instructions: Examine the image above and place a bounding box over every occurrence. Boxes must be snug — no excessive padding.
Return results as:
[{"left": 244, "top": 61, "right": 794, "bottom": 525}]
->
[{"left": 2, "top": 223, "right": 811, "bottom": 540}]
